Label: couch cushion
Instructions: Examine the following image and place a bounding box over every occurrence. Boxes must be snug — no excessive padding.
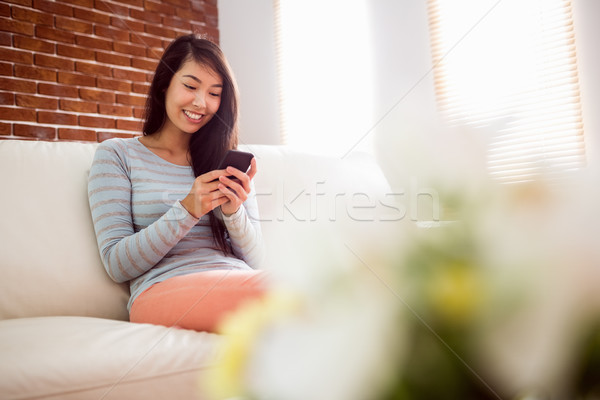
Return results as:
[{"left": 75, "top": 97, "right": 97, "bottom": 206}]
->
[
  {"left": 244, "top": 144, "right": 398, "bottom": 289},
  {"left": 0, "top": 140, "right": 129, "bottom": 321},
  {"left": 0, "top": 316, "right": 222, "bottom": 400}
]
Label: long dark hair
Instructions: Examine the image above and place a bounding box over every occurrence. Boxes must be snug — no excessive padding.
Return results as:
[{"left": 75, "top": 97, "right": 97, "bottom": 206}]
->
[{"left": 143, "top": 34, "right": 239, "bottom": 255}]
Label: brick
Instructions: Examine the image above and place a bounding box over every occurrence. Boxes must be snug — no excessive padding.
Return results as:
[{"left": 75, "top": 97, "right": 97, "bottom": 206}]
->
[
  {"left": 79, "top": 88, "right": 115, "bottom": 103},
  {"left": 205, "top": 15, "right": 217, "bottom": 27},
  {"left": 15, "top": 65, "right": 56, "bottom": 82},
  {"left": 75, "top": 61, "right": 111, "bottom": 76},
  {"left": 38, "top": 82, "right": 78, "bottom": 98},
  {"left": 116, "top": 93, "right": 145, "bottom": 107},
  {"left": 130, "top": 33, "right": 162, "bottom": 49},
  {"left": 16, "top": 94, "right": 58, "bottom": 109},
  {"left": 174, "top": 7, "right": 198, "bottom": 22},
  {"left": 132, "top": 82, "right": 149, "bottom": 94},
  {"left": 73, "top": 7, "right": 110, "bottom": 24},
  {"left": 59, "top": 99, "right": 97, "bottom": 113},
  {"left": 58, "top": 127, "right": 97, "bottom": 141},
  {"left": 14, "top": 35, "right": 55, "bottom": 53},
  {"left": 113, "top": 42, "right": 146, "bottom": 57},
  {"left": 144, "top": 0, "right": 174, "bottom": 16},
  {"left": 0, "top": 92, "right": 15, "bottom": 105},
  {"left": 0, "top": 122, "right": 11, "bottom": 135},
  {"left": 2, "top": 0, "right": 32, "bottom": 6},
  {"left": 131, "top": 57, "right": 157, "bottom": 71},
  {"left": 190, "top": 0, "right": 203, "bottom": 11},
  {"left": 0, "top": 17, "right": 34, "bottom": 35},
  {"left": 38, "top": 110, "right": 77, "bottom": 125},
  {"left": 145, "top": 24, "right": 177, "bottom": 39},
  {"left": 14, "top": 123, "right": 56, "bottom": 139},
  {"left": 0, "top": 47, "right": 33, "bottom": 64},
  {"left": 205, "top": 3, "right": 218, "bottom": 16},
  {"left": 57, "top": 71, "right": 95, "bottom": 87},
  {"left": 0, "top": 106, "right": 36, "bottom": 121},
  {"left": 57, "top": 44, "right": 95, "bottom": 60},
  {"left": 98, "top": 104, "right": 133, "bottom": 117},
  {"left": 0, "top": 3, "right": 9, "bottom": 17},
  {"left": 94, "top": 0, "right": 128, "bottom": 16},
  {"left": 94, "top": 25, "right": 128, "bottom": 41},
  {"left": 99, "top": 103, "right": 131, "bottom": 117},
  {"left": 35, "top": 54, "right": 74, "bottom": 70},
  {"left": 58, "top": 0, "right": 94, "bottom": 7},
  {"left": 75, "top": 35, "right": 112, "bottom": 51},
  {"left": 162, "top": 16, "right": 190, "bottom": 30},
  {"left": 96, "top": 51, "right": 130, "bottom": 67},
  {"left": 35, "top": 25, "right": 75, "bottom": 43},
  {"left": 118, "top": 0, "right": 143, "bottom": 6},
  {"left": 79, "top": 115, "right": 115, "bottom": 129},
  {"left": 0, "top": 62, "right": 12, "bottom": 76},
  {"left": 113, "top": 67, "right": 147, "bottom": 82},
  {"left": 0, "top": 77, "right": 36, "bottom": 93},
  {"left": 11, "top": 6, "right": 53, "bottom": 25},
  {"left": 116, "top": 118, "right": 142, "bottom": 131},
  {"left": 130, "top": 9, "right": 160, "bottom": 23},
  {"left": 111, "top": 16, "right": 144, "bottom": 33},
  {"left": 0, "top": 32, "right": 11, "bottom": 46},
  {"left": 33, "top": 0, "right": 73, "bottom": 16},
  {"left": 97, "top": 77, "right": 131, "bottom": 92},
  {"left": 55, "top": 16, "right": 93, "bottom": 34},
  {"left": 163, "top": 0, "right": 190, "bottom": 8},
  {"left": 146, "top": 47, "right": 163, "bottom": 60},
  {"left": 132, "top": 107, "right": 144, "bottom": 118}
]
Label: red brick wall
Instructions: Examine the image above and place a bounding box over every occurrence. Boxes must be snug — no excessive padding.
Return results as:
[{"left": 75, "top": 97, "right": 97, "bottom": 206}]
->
[{"left": 0, "top": 0, "right": 218, "bottom": 142}]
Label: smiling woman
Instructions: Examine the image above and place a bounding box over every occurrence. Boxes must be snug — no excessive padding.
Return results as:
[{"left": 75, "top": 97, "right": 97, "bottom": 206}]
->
[{"left": 87, "top": 34, "right": 270, "bottom": 333}]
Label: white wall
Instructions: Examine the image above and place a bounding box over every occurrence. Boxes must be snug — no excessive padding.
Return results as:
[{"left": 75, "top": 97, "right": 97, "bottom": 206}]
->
[
  {"left": 217, "top": 0, "right": 282, "bottom": 146},
  {"left": 366, "top": 0, "right": 441, "bottom": 181},
  {"left": 219, "top": 0, "right": 599, "bottom": 167},
  {"left": 573, "top": 0, "right": 600, "bottom": 168},
  {"left": 218, "top": 0, "right": 438, "bottom": 150}
]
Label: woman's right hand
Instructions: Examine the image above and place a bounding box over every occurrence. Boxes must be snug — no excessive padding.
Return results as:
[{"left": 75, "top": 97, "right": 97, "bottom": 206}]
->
[{"left": 180, "top": 169, "right": 229, "bottom": 219}]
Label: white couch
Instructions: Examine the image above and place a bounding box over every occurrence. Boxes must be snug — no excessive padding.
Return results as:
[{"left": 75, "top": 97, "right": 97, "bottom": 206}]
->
[{"left": 0, "top": 139, "right": 393, "bottom": 400}]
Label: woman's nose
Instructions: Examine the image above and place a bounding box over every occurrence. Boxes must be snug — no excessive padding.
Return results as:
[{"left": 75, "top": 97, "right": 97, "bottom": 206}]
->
[{"left": 192, "top": 93, "right": 205, "bottom": 108}]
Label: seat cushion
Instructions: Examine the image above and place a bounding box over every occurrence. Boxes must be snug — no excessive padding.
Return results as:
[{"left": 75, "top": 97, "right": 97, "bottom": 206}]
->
[{"left": 0, "top": 316, "right": 222, "bottom": 400}]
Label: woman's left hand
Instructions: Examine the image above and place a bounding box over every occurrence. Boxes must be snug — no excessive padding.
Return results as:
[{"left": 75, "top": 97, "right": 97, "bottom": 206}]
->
[{"left": 218, "top": 157, "right": 257, "bottom": 216}]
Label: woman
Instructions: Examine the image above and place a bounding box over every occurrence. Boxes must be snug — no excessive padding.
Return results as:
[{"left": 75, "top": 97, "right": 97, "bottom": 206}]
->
[{"left": 88, "top": 34, "right": 267, "bottom": 333}]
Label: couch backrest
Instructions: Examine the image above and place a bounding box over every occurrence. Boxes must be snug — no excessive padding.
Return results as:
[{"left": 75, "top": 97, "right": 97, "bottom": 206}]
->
[
  {"left": 243, "top": 144, "right": 398, "bottom": 290},
  {"left": 0, "top": 140, "right": 129, "bottom": 321},
  {"left": 0, "top": 140, "right": 395, "bottom": 320}
]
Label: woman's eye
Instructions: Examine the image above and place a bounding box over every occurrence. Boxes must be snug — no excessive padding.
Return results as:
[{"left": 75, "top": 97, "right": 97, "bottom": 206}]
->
[
  {"left": 183, "top": 83, "right": 196, "bottom": 90},
  {"left": 210, "top": 92, "right": 221, "bottom": 97}
]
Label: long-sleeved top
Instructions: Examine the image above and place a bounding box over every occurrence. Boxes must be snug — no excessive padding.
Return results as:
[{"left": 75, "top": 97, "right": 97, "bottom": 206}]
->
[{"left": 87, "top": 137, "right": 265, "bottom": 311}]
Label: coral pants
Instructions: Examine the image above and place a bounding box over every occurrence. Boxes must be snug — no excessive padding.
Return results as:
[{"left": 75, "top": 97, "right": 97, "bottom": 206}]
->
[{"left": 129, "top": 269, "right": 269, "bottom": 333}]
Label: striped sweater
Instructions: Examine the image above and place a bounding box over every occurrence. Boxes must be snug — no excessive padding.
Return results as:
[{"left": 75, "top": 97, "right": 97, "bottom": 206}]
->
[{"left": 88, "top": 137, "right": 265, "bottom": 311}]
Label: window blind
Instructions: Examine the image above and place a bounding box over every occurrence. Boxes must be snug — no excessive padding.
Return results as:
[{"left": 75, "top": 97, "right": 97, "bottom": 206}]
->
[{"left": 427, "top": 0, "right": 586, "bottom": 183}]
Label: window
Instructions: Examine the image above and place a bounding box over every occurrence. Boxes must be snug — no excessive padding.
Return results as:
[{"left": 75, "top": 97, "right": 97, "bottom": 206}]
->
[
  {"left": 428, "top": 0, "right": 585, "bottom": 182},
  {"left": 273, "top": 0, "right": 374, "bottom": 157}
]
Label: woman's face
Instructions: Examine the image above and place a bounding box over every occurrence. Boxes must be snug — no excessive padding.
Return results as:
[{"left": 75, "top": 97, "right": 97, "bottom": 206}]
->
[{"left": 163, "top": 59, "right": 223, "bottom": 135}]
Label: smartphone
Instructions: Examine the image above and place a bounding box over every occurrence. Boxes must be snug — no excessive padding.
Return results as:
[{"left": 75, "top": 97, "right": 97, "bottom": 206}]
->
[{"left": 217, "top": 149, "right": 254, "bottom": 179}]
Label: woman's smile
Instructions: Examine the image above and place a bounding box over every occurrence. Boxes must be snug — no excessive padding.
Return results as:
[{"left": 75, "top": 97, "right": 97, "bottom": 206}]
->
[{"left": 183, "top": 109, "right": 204, "bottom": 122}]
